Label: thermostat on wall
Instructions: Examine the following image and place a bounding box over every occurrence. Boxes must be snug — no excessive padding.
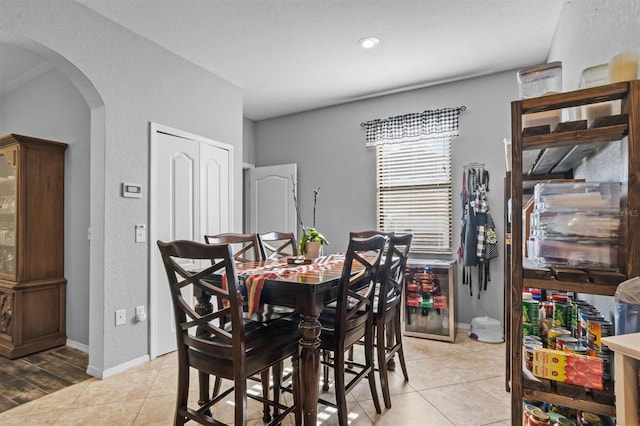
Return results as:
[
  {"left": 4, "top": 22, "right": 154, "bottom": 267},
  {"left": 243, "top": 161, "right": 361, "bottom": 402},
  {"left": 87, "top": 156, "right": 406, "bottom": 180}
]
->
[{"left": 121, "top": 182, "right": 142, "bottom": 198}]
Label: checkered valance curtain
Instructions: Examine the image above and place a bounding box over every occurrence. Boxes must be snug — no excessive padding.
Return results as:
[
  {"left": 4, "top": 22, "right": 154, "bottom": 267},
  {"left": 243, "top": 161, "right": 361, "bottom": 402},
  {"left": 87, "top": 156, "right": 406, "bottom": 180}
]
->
[{"left": 362, "top": 106, "right": 465, "bottom": 147}]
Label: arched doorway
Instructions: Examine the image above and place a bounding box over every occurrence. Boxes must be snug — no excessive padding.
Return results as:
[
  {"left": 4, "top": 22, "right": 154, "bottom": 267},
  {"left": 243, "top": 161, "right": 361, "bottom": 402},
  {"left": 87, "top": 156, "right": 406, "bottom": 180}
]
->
[{"left": 0, "top": 33, "right": 106, "bottom": 375}]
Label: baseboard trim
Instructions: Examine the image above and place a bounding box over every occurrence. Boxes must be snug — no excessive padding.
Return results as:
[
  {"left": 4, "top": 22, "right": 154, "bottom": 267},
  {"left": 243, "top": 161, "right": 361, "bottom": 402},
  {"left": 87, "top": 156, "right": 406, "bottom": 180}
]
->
[
  {"left": 87, "top": 354, "right": 150, "bottom": 379},
  {"left": 65, "top": 339, "right": 89, "bottom": 353}
]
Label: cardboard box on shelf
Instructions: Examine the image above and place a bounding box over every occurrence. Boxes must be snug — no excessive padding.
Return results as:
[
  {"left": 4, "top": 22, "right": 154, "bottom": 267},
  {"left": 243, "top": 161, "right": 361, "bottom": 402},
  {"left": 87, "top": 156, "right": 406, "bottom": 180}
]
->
[{"left": 532, "top": 347, "right": 604, "bottom": 390}]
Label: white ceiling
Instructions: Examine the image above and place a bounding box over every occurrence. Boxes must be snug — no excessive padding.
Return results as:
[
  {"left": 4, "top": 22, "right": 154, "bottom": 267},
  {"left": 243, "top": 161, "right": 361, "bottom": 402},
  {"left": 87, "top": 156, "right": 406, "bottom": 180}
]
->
[{"left": 1, "top": 0, "right": 565, "bottom": 121}]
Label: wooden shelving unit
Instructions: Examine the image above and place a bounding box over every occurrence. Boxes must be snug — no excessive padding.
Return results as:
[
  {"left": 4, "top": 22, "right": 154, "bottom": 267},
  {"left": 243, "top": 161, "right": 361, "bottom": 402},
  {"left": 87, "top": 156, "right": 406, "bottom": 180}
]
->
[{"left": 508, "top": 81, "right": 640, "bottom": 423}]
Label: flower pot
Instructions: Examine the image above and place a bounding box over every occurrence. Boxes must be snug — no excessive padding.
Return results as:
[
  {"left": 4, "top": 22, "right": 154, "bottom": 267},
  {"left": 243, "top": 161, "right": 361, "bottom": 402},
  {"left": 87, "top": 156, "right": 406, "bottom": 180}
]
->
[{"left": 304, "top": 241, "right": 322, "bottom": 260}]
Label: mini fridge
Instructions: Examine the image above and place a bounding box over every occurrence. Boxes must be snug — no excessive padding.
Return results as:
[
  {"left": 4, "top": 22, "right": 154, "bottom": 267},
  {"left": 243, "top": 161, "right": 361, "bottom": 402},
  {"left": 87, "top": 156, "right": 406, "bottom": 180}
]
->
[{"left": 403, "top": 259, "right": 456, "bottom": 342}]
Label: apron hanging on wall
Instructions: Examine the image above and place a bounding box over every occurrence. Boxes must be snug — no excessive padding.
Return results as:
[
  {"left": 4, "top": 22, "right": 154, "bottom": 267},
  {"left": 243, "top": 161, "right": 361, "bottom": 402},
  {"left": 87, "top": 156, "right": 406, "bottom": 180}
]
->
[{"left": 458, "top": 163, "right": 499, "bottom": 299}]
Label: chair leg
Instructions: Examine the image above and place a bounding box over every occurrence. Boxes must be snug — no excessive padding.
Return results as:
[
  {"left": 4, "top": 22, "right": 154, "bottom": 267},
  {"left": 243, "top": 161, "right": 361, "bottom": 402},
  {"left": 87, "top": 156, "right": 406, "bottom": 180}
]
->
[
  {"left": 322, "top": 349, "right": 330, "bottom": 391},
  {"left": 213, "top": 376, "right": 222, "bottom": 398},
  {"left": 365, "top": 325, "right": 382, "bottom": 415},
  {"left": 377, "top": 322, "right": 392, "bottom": 409},
  {"left": 198, "top": 371, "right": 209, "bottom": 406},
  {"left": 386, "top": 324, "right": 396, "bottom": 371},
  {"left": 394, "top": 311, "right": 409, "bottom": 381},
  {"left": 261, "top": 369, "right": 272, "bottom": 422},
  {"left": 272, "top": 362, "right": 283, "bottom": 419},
  {"left": 176, "top": 363, "right": 190, "bottom": 426},
  {"left": 197, "top": 371, "right": 215, "bottom": 418},
  {"left": 234, "top": 373, "right": 248, "bottom": 426},
  {"left": 334, "top": 349, "right": 349, "bottom": 426},
  {"left": 292, "top": 350, "right": 302, "bottom": 426}
]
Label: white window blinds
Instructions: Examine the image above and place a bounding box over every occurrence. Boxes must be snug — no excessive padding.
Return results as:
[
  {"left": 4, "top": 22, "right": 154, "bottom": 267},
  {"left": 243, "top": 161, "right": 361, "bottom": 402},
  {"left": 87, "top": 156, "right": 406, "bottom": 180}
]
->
[{"left": 376, "top": 138, "right": 452, "bottom": 254}]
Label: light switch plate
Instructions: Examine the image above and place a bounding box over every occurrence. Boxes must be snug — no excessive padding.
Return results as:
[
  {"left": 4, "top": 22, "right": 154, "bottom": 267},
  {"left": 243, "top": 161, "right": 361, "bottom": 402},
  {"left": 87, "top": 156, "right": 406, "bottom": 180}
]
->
[{"left": 135, "top": 224, "right": 146, "bottom": 243}]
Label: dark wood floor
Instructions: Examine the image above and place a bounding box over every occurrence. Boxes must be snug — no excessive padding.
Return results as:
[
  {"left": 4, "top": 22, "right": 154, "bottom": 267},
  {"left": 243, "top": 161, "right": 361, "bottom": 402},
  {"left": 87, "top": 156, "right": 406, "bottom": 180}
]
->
[{"left": 0, "top": 345, "right": 90, "bottom": 413}]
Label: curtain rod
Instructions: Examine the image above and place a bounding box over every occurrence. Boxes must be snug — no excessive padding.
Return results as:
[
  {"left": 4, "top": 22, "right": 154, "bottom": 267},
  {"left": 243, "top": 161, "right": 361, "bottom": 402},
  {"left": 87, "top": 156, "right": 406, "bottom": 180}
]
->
[{"left": 360, "top": 105, "right": 467, "bottom": 127}]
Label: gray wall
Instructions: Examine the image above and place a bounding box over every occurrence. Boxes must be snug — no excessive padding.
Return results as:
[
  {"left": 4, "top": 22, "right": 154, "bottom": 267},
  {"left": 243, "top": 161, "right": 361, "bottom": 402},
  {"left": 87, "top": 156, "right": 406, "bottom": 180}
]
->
[
  {"left": 0, "top": 67, "right": 91, "bottom": 348},
  {"left": 255, "top": 70, "right": 519, "bottom": 326},
  {"left": 1, "top": 0, "right": 243, "bottom": 375},
  {"left": 243, "top": 117, "right": 256, "bottom": 165},
  {"left": 548, "top": 0, "right": 640, "bottom": 321}
]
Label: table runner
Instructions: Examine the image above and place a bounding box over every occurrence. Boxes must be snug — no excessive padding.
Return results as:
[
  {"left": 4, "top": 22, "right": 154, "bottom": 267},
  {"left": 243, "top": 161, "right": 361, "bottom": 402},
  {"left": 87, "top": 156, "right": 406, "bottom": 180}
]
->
[{"left": 222, "top": 255, "right": 345, "bottom": 315}]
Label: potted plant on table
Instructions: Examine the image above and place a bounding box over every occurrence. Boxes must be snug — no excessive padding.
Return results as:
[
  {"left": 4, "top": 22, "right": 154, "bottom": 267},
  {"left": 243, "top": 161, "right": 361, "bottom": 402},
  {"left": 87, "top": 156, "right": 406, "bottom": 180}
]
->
[{"left": 292, "top": 178, "right": 329, "bottom": 259}]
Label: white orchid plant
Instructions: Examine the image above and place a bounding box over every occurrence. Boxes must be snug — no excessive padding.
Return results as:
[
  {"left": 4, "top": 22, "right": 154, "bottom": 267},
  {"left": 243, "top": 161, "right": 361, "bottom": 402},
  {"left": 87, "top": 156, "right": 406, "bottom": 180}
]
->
[{"left": 292, "top": 177, "right": 329, "bottom": 254}]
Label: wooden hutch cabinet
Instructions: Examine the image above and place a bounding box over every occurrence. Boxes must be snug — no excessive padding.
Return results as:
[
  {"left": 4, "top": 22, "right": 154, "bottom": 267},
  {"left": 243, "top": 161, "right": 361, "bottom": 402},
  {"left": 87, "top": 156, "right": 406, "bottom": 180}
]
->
[{"left": 0, "top": 134, "right": 68, "bottom": 359}]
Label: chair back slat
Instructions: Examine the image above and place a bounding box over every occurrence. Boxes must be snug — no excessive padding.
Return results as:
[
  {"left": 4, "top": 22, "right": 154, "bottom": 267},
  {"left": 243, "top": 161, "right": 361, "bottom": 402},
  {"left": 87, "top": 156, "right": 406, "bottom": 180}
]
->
[
  {"left": 204, "top": 233, "right": 263, "bottom": 262},
  {"left": 258, "top": 231, "right": 298, "bottom": 259}
]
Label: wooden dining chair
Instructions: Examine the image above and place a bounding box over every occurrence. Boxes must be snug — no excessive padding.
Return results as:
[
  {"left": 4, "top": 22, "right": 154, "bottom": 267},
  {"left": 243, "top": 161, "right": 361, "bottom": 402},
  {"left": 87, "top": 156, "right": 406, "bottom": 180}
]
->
[
  {"left": 258, "top": 231, "right": 298, "bottom": 259},
  {"left": 202, "top": 232, "right": 295, "bottom": 422},
  {"left": 374, "top": 233, "right": 413, "bottom": 408},
  {"left": 317, "top": 234, "right": 386, "bottom": 426},
  {"left": 156, "top": 239, "right": 299, "bottom": 426},
  {"left": 344, "top": 230, "right": 393, "bottom": 366},
  {"left": 203, "top": 232, "right": 262, "bottom": 262}
]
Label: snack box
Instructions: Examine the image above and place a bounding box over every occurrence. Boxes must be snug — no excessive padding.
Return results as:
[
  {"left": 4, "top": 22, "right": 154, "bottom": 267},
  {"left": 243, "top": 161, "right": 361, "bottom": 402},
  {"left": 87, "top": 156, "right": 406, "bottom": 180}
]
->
[{"left": 532, "top": 348, "right": 603, "bottom": 390}]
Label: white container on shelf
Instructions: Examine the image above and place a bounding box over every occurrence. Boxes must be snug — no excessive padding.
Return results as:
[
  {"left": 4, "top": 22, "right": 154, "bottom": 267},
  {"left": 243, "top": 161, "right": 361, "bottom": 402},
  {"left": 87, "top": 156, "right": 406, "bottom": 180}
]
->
[
  {"left": 576, "top": 63, "right": 616, "bottom": 125},
  {"left": 517, "top": 62, "right": 563, "bottom": 99},
  {"left": 522, "top": 109, "right": 562, "bottom": 131},
  {"left": 517, "top": 62, "right": 563, "bottom": 130}
]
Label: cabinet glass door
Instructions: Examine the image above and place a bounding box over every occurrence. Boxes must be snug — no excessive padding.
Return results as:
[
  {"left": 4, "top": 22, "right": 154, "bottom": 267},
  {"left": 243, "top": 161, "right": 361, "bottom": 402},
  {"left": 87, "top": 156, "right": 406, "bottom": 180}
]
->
[{"left": 0, "top": 148, "right": 16, "bottom": 277}]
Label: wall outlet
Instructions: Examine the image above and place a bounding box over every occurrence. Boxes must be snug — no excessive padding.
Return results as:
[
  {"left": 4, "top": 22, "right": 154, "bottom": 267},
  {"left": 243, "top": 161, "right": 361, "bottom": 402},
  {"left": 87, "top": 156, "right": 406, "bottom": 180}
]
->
[{"left": 115, "top": 309, "right": 126, "bottom": 326}]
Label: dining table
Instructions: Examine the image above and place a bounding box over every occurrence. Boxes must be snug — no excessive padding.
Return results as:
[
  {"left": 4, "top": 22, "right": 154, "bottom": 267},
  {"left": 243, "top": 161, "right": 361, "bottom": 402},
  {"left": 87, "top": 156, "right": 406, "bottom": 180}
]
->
[{"left": 195, "top": 254, "right": 351, "bottom": 425}]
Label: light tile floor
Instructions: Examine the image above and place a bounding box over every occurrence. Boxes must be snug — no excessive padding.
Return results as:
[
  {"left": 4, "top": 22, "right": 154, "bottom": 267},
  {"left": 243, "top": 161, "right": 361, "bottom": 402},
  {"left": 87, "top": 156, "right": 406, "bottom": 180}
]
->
[{"left": 0, "top": 330, "right": 511, "bottom": 425}]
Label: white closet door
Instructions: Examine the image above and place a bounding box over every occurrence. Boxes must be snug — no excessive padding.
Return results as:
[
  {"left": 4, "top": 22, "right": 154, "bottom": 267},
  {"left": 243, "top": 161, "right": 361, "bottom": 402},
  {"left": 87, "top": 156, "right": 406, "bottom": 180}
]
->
[
  {"left": 150, "top": 124, "right": 232, "bottom": 358},
  {"left": 200, "top": 142, "right": 231, "bottom": 237}
]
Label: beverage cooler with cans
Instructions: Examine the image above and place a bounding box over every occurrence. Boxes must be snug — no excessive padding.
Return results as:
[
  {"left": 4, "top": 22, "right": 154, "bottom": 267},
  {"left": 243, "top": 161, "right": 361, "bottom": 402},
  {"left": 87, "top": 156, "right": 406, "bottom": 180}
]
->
[{"left": 403, "top": 259, "right": 456, "bottom": 342}]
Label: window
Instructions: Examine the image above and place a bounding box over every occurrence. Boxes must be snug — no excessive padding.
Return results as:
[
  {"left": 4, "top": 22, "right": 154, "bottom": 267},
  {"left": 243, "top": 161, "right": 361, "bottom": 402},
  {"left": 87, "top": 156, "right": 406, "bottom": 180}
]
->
[
  {"left": 363, "top": 106, "right": 463, "bottom": 254},
  {"left": 376, "top": 138, "right": 452, "bottom": 254}
]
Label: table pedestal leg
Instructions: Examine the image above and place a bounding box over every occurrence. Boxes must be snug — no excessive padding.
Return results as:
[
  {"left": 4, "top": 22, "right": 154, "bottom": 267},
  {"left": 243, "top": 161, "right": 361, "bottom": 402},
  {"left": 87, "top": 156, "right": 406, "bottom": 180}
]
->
[{"left": 299, "top": 314, "right": 321, "bottom": 425}]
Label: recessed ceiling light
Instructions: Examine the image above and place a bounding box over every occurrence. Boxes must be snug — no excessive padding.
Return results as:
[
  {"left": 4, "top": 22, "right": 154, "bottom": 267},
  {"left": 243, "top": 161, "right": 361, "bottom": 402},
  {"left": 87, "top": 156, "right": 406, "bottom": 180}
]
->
[{"left": 358, "top": 37, "right": 380, "bottom": 49}]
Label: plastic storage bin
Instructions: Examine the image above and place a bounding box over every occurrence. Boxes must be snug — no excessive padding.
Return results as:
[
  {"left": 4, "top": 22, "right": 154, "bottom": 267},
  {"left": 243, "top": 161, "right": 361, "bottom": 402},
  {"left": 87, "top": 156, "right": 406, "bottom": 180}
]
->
[
  {"left": 581, "top": 63, "right": 609, "bottom": 88},
  {"left": 518, "top": 62, "right": 563, "bottom": 130},
  {"left": 533, "top": 182, "right": 621, "bottom": 212},
  {"left": 577, "top": 63, "right": 614, "bottom": 124},
  {"left": 529, "top": 236, "right": 619, "bottom": 269},
  {"left": 529, "top": 211, "right": 620, "bottom": 239},
  {"left": 517, "top": 61, "right": 563, "bottom": 99}
]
